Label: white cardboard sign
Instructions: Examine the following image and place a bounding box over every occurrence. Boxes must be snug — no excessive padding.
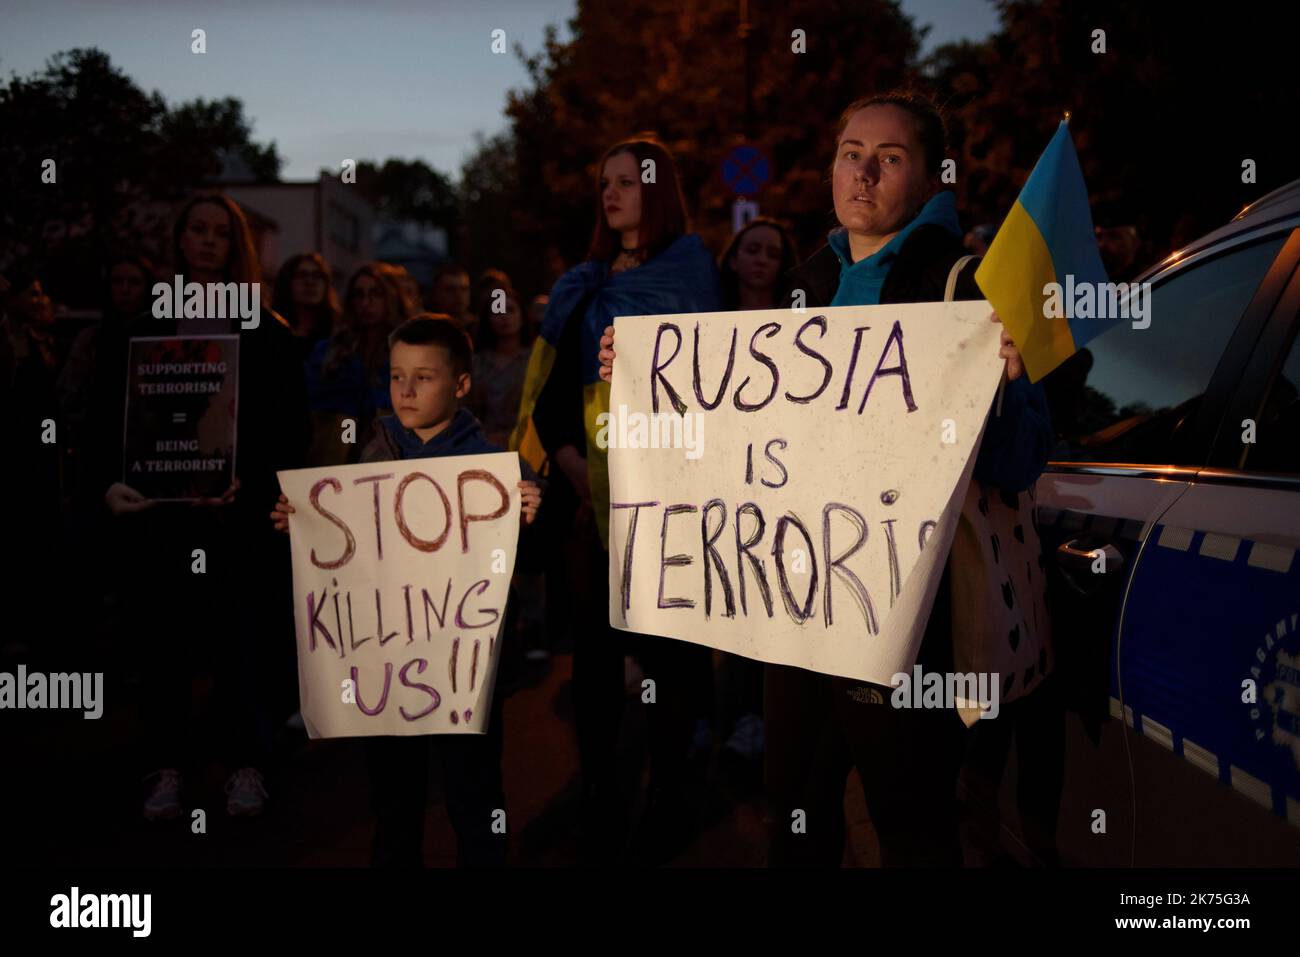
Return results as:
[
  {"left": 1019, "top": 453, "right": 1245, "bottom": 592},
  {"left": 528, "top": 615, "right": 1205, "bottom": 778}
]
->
[
  {"left": 606, "top": 302, "right": 1001, "bottom": 685},
  {"left": 279, "top": 453, "right": 521, "bottom": 737}
]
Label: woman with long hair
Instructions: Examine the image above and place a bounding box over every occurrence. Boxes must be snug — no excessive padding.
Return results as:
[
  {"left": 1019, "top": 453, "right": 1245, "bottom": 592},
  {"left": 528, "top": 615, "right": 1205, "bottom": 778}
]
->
[
  {"left": 519, "top": 136, "right": 722, "bottom": 863},
  {"left": 709, "top": 218, "right": 801, "bottom": 771},
  {"left": 470, "top": 283, "right": 533, "bottom": 448},
  {"left": 755, "top": 94, "right": 1050, "bottom": 867},
  {"left": 471, "top": 267, "right": 514, "bottom": 346},
  {"left": 304, "top": 261, "right": 414, "bottom": 465},
  {"left": 717, "top": 216, "right": 799, "bottom": 312},
  {"left": 104, "top": 254, "right": 155, "bottom": 323},
  {"left": 59, "top": 255, "right": 154, "bottom": 429},
  {"left": 470, "top": 282, "right": 549, "bottom": 669},
  {"left": 273, "top": 252, "right": 340, "bottom": 359},
  {"left": 90, "top": 192, "right": 310, "bottom": 825},
  {"left": 173, "top": 192, "right": 263, "bottom": 288},
  {"left": 2, "top": 267, "right": 58, "bottom": 374}
]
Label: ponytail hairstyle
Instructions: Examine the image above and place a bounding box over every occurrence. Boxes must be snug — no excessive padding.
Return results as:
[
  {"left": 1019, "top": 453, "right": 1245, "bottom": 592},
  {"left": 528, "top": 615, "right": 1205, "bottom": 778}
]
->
[
  {"left": 273, "top": 252, "right": 340, "bottom": 340},
  {"left": 831, "top": 90, "right": 948, "bottom": 179}
]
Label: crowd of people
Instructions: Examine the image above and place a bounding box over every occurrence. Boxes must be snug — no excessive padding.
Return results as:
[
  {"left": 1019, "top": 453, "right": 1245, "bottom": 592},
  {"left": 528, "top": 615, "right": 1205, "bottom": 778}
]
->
[{"left": 3, "top": 89, "right": 1078, "bottom": 868}]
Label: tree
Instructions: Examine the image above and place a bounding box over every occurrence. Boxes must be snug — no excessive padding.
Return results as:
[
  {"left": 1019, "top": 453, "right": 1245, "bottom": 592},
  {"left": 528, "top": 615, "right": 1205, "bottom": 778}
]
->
[
  {"left": 925, "top": 0, "right": 1296, "bottom": 266},
  {"left": 472, "top": 0, "right": 1292, "bottom": 285},
  {"left": 0, "top": 49, "right": 164, "bottom": 301},
  {"left": 158, "top": 97, "right": 281, "bottom": 192},
  {"left": 0, "top": 48, "right": 281, "bottom": 305},
  {"left": 459, "top": 131, "right": 528, "bottom": 289},
  {"left": 496, "top": 0, "right": 926, "bottom": 274},
  {"left": 353, "top": 158, "right": 459, "bottom": 234}
]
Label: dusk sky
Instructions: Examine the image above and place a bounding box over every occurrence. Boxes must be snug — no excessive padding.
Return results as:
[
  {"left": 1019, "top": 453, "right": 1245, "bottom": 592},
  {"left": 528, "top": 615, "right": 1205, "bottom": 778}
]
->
[{"left": 1, "top": 0, "right": 1000, "bottom": 180}]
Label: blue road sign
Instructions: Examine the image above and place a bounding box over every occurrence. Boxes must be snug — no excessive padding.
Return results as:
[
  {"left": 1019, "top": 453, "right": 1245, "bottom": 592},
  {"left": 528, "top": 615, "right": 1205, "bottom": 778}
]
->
[{"left": 722, "top": 145, "right": 770, "bottom": 195}]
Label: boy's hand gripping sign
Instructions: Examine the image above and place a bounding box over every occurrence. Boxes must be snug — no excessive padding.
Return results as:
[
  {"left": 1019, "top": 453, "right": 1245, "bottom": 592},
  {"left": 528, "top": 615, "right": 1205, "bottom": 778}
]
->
[
  {"left": 606, "top": 302, "right": 1000, "bottom": 686},
  {"left": 278, "top": 453, "right": 521, "bottom": 737}
]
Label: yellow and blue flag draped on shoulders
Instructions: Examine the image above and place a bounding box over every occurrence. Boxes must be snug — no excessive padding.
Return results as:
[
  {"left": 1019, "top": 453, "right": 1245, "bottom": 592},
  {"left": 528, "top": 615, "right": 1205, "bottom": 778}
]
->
[
  {"left": 509, "top": 233, "right": 722, "bottom": 545},
  {"left": 975, "top": 120, "right": 1117, "bottom": 383}
]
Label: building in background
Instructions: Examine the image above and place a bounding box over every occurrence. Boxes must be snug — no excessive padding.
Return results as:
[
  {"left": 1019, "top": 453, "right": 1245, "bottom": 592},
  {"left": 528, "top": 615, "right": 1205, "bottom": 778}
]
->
[
  {"left": 372, "top": 219, "right": 449, "bottom": 302},
  {"left": 223, "top": 171, "right": 376, "bottom": 287}
]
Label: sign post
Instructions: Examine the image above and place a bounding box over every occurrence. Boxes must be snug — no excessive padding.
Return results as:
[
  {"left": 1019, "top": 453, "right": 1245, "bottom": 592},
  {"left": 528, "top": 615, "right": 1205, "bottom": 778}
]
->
[{"left": 722, "top": 144, "right": 770, "bottom": 236}]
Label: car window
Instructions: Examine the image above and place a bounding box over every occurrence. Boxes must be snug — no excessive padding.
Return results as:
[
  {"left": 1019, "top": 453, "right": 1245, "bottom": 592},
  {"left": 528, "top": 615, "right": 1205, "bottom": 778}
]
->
[
  {"left": 1044, "top": 236, "right": 1287, "bottom": 465},
  {"left": 1244, "top": 325, "right": 1300, "bottom": 473}
]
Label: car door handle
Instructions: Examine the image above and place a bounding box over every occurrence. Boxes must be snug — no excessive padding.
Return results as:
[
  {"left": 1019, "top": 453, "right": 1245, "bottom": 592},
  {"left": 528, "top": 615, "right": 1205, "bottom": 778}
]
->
[{"left": 1057, "top": 538, "right": 1125, "bottom": 575}]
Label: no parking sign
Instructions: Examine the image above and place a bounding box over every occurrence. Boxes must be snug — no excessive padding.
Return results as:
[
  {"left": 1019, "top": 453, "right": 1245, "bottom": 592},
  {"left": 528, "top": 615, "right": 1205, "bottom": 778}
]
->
[
  {"left": 723, "top": 145, "right": 768, "bottom": 233},
  {"left": 721, "top": 144, "right": 769, "bottom": 195}
]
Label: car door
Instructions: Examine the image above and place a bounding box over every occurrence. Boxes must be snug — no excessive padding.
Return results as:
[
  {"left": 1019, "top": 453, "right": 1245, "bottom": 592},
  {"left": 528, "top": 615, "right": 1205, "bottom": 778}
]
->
[
  {"left": 1030, "top": 228, "right": 1296, "bottom": 866},
  {"left": 1116, "top": 229, "right": 1300, "bottom": 865}
]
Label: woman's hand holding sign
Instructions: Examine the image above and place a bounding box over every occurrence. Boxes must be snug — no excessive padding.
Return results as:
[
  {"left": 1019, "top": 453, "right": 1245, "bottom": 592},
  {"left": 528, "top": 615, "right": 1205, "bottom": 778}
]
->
[
  {"left": 271, "top": 493, "right": 295, "bottom": 532},
  {"left": 518, "top": 480, "right": 542, "bottom": 525},
  {"left": 105, "top": 482, "right": 155, "bottom": 515},
  {"left": 598, "top": 324, "right": 616, "bottom": 383},
  {"left": 990, "top": 311, "right": 1024, "bottom": 381},
  {"left": 193, "top": 475, "right": 240, "bottom": 508}
]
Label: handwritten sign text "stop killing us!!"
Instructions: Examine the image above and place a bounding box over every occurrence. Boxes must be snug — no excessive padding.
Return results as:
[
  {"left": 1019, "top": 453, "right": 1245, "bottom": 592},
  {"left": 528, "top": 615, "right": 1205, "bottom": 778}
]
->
[{"left": 278, "top": 453, "right": 521, "bottom": 737}]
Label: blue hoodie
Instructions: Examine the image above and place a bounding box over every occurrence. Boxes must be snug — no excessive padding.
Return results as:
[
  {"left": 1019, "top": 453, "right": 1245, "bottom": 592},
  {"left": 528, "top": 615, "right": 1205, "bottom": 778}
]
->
[
  {"left": 364, "top": 408, "right": 543, "bottom": 485},
  {"left": 366, "top": 407, "right": 501, "bottom": 462},
  {"left": 828, "top": 190, "right": 963, "bottom": 307}
]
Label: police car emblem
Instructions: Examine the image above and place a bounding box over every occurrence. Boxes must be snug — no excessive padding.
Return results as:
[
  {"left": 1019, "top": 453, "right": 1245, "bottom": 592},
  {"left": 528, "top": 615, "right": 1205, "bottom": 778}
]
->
[{"left": 1250, "top": 612, "right": 1300, "bottom": 771}]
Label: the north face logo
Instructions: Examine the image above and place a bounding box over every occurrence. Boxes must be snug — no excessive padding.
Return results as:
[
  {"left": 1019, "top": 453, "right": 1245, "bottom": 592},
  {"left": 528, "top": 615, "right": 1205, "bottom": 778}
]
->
[
  {"left": 846, "top": 685, "right": 885, "bottom": 705},
  {"left": 1265, "top": 648, "right": 1300, "bottom": 767}
]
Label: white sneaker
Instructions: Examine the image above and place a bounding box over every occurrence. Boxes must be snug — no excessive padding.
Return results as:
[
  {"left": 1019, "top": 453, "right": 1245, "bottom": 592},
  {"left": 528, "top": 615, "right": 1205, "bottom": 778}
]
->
[
  {"left": 225, "top": 768, "right": 268, "bottom": 817},
  {"left": 143, "top": 769, "right": 183, "bottom": 821},
  {"left": 724, "top": 714, "right": 765, "bottom": 759}
]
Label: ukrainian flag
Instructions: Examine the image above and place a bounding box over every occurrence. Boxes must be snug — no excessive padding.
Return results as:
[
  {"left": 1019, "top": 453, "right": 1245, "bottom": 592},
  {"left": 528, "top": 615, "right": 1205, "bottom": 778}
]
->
[
  {"left": 975, "top": 121, "right": 1117, "bottom": 382},
  {"left": 509, "top": 233, "right": 721, "bottom": 545}
]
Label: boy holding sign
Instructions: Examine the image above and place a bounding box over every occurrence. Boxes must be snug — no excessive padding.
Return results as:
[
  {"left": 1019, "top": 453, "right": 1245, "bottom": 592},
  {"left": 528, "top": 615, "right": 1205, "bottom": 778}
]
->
[{"left": 272, "top": 316, "right": 542, "bottom": 867}]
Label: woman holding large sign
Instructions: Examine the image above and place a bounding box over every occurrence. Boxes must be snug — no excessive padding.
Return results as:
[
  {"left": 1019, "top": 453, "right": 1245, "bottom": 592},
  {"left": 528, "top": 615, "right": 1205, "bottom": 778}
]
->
[
  {"left": 88, "top": 193, "right": 310, "bottom": 824},
  {"left": 518, "top": 137, "right": 722, "bottom": 862},
  {"left": 761, "top": 93, "right": 1050, "bottom": 867},
  {"left": 599, "top": 93, "right": 1053, "bottom": 866}
]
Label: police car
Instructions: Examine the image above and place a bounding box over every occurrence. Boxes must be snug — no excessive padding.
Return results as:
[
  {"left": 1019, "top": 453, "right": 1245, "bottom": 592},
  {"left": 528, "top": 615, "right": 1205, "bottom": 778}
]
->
[{"left": 989, "top": 180, "right": 1300, "bottom": 866}]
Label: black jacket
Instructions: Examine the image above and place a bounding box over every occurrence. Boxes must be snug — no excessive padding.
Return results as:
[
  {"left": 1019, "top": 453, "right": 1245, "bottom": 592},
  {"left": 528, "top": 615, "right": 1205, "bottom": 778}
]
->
[{"left": 780, "top": 223, "right": 982, "bottom": 311}]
